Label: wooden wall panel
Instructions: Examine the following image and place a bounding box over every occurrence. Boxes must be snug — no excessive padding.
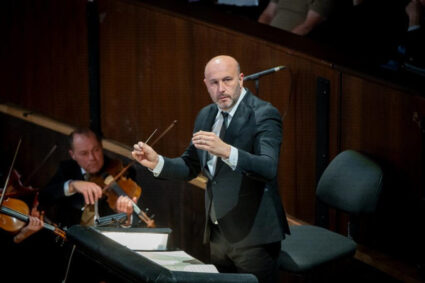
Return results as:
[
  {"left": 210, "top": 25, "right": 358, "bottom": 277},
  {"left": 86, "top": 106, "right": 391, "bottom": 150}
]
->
[
  {"left": 340, "top": 73, "right": 425, "bottom": 262},
  {"left": 0, "top": 0, "right": 89, "bottom": 127}
]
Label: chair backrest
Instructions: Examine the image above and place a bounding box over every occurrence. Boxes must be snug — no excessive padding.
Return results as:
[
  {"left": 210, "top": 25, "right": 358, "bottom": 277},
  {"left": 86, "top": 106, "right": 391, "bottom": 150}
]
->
[{"left": 316, "top": 150, "right": 383, "bottom": 214}]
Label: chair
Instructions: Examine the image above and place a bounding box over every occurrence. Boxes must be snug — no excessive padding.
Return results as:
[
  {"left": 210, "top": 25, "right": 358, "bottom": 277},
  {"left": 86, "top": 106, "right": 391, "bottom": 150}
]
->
[{"left": 278, "top": 150, "right": 383, "bottom": 275}]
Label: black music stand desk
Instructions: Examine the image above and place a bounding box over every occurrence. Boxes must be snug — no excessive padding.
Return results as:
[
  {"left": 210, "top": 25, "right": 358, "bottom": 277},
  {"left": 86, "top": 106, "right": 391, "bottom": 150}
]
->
[{"left": 66, "top": 225, "right": 258, "bottom": 283}]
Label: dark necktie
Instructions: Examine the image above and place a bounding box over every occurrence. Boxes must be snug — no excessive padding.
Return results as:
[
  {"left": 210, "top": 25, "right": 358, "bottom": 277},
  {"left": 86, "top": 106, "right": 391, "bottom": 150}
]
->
[
  {"left": 219, "top": 111, "right": 228, "bottom": 140},
  {"left": 210, "top": 111, "right": 229, "bottom": 224}
]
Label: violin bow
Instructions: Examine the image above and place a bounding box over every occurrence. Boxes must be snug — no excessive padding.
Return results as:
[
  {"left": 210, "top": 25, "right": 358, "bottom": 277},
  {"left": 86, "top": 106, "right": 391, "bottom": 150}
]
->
[
  {"left": 0, "top": 138, "right": 22, "bottom": 207},
  {"left": 100, "top": 121, "right": 177, "bottom": 227},
  {"left": 106, "top": 120, "right": 178, "bottom": 186}
]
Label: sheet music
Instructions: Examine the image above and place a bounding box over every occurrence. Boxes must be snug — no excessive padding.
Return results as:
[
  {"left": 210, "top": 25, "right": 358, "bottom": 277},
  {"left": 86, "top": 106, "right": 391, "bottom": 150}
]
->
[
  {"left": 100, "top": 231, "right": 168, "bottom": 250},
  {"left": 183, "top": 264, "right": 219, "bottom": 273},
  {"left": 138, "top": 250, "right": 219, "bottom": 273}
]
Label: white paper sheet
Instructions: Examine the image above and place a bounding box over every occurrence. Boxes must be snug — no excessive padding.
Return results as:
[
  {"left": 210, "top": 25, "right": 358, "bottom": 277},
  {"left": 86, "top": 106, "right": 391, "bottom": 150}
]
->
[
  {"left": 138, "top": 250, "right": 219, "bottom": 273},
  {"left": 101, "top": 231, "right": 168, "bottom": 250}
]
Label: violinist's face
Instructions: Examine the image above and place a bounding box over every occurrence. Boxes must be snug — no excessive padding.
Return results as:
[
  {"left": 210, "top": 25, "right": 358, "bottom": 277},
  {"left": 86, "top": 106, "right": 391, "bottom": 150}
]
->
[
  {"left": 69, "top": 133, "right": 104, "bottom": 175},
  {"left": 204, "top": 55, "right": 243, "bottom": 112}
]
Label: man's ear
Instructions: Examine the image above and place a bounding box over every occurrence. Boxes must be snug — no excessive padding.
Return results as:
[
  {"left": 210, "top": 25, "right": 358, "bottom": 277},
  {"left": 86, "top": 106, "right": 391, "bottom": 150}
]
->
[
  {"left": 239, "top": 73, "right": 244, "bottom": 87},
  {"left": 69, "top": 149, "right": 76, "bottom": 160}
]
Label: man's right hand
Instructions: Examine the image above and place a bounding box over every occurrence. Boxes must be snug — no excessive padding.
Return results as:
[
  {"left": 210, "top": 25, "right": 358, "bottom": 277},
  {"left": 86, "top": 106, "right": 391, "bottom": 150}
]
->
[
  {"left": 132, "top": 142, "right": 159, "bottom": 170},
  {"left": 69, "top": 180, "right": 102, "bottom": 205}
]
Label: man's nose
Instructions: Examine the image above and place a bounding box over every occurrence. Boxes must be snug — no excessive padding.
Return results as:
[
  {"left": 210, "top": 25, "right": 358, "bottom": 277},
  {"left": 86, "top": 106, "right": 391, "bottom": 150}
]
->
[
  {"left": 88, "top": 151, "right": 96, "bottom": 160},
  {"left": 218, "top": 81, "right": 226, "bottom": 92}
]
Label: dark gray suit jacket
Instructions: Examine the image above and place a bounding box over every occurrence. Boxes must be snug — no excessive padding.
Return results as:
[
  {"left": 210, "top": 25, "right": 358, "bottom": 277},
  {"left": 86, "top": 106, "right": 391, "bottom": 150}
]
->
[{"left": 159, "top": 89, "right": 290, "bottom": 248}]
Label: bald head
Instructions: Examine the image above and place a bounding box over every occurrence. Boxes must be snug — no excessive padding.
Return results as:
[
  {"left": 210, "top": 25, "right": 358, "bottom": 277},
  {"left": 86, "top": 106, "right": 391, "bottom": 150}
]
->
[
  {"left": 203, "top": 55, "right": 244, "bottom": 111},
  {"left": 204, "top": 55, "right": 240, "bottom": 78}
]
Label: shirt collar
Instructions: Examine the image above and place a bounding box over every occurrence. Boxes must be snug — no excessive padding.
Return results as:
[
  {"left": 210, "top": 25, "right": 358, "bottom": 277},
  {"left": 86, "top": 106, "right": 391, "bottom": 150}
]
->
[{"left": 216, "top": 87, "right": 247, "bottom": 119}]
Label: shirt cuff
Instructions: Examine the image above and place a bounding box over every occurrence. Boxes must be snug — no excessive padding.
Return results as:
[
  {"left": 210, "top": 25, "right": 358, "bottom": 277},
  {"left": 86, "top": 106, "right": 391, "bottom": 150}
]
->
[
  {"left": 221, "top": 146, "right": 238, "bottom": 170},
  {"left": 151, "top": 155, "right": 165, "bottom": 177},
  {"left": 408, "top": 25, "right": 421, "bottom": 32},
  {"left": 64, "top": 180, "right": 77, "bottom": 196}
]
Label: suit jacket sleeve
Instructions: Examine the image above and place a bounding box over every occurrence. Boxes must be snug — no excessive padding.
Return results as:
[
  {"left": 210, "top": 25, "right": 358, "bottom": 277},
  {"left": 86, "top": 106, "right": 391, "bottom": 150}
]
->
[
  {"left": 236, "top": 101, "right": 282, "bottom": 183},
  {"left": 38, "top": 160, "right": 82, "bottom": 208}
]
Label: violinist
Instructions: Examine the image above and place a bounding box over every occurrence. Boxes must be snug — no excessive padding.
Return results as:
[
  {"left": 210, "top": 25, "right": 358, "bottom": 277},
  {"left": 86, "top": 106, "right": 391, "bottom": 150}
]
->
[{"left": 38, "top": 127, "right": 135, "bottom": 229}]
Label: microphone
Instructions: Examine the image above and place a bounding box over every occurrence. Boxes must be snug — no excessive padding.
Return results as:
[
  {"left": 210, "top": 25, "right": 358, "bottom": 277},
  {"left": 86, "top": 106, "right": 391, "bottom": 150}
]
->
[{"left": 243, "top": 65, "right": 286, "bottom": 81}]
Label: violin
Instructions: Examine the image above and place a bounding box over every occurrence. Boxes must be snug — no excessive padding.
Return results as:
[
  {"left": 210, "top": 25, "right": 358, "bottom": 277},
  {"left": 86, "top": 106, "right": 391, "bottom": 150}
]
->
[
  {"left": 84, "top": 120, "right": 178, "bottom": 228},
  {"left": 0, "top": 197, "right": 66, "bottom": 240},
  {"left": 0, "top": 144, "right": 57, "bottom": 198},
  {"left": 89, "top": 159, "right": 156, "bottom": 228},
  {"left": 0, "top": 140, "right": 65, "bottom": 240},
  {"left": 0, "top": 169, "right": 38, "bottom": 198}
]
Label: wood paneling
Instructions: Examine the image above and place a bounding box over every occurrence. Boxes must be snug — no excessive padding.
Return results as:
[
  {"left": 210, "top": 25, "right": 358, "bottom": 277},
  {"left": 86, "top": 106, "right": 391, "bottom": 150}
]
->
[
  {"left": 340, "top": 73, "right": 425, "bottom": 261},
  {"left": 0, "top": 0, "right": 90, "bottom": 127}
]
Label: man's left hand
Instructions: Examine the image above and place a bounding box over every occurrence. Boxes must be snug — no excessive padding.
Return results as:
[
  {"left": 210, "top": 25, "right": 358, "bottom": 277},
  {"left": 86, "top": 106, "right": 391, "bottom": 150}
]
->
[{"left": 192, "top": 130, "right": 231, "bottom": 159}]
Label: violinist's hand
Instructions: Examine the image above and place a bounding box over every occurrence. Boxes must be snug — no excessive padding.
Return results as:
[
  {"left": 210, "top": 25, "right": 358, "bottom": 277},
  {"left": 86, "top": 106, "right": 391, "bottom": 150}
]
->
[
  {"left": 132, "top": 142, "right": 159, "bottom": 170},
  {"left": 116, "top": 196, "right": 137, "bottom": 227},
  {"left": 192, "top": 131, "right": 231, "bottom": 159},
  {"left": 116, "top": 195, "right": 136, "bottom": 215},
  {"left": 14, "top": 215, "right": 44, "bottom": 243},
  {"left": 69, "top": 181, "right": 102, "bottom": 205}
]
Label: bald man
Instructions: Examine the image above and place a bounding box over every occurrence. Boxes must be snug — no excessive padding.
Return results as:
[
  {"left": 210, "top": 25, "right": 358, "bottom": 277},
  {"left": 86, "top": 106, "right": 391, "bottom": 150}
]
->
[{"left": 132, "top": 55, "right": 289, "bottom": 283}]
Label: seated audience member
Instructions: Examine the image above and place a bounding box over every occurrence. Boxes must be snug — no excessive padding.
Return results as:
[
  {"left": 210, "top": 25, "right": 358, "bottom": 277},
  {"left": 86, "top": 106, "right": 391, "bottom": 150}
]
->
[
  {"left": 309, "top": 0, "right": 408, "bottom": 66},
  {"left": 258, "top": 0, "right": 337, "bottom": 36},
  {"left": 398, "top": 0, "right": 425, "bottom": 70}
]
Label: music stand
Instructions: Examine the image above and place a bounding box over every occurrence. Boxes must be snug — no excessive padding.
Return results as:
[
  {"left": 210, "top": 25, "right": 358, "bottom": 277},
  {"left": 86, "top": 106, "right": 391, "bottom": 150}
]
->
[{"left": 66, "top": 225, "right": 258, "bottom": 283}]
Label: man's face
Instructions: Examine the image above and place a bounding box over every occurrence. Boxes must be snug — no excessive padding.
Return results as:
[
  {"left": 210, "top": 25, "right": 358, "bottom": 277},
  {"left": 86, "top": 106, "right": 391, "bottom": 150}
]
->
[
  {"left": 69, "top": 133, "right": 104, "bottom": 175},
  {"left": 204, "top": 57, "right": 243, "bottom": 111}
]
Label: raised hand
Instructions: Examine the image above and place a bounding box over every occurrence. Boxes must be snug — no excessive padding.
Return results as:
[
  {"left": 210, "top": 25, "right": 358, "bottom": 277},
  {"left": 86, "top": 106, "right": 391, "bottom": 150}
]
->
[
  {"left": 132, "top": 142, "right": 159, "bottom": 170},
  {"left": 192, "top": 130, "right": 231, "bottom": 159}
]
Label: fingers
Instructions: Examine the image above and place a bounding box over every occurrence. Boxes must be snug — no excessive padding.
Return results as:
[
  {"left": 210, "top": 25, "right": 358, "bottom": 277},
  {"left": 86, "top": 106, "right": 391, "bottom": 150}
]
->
[
  {"left": 132, "top": 142, "right": 147, "bottom": 161},
  {"left": 192, "top": 131, "right": 221, "bottom": 148},
  {"left": 116, "top": 195, "right": 134, "bottom": 214},
  {"left": 73, "top": 181, "right": 102, "bottom": 205},
  {"left": 27, "top": 216, "right": 44, "bottom": 231},
  {"left": 30, "top": 206, "right": 40, "bottom": 218},
  {"left": 131, "top": 141, "right": 159, "bottom": 169}
]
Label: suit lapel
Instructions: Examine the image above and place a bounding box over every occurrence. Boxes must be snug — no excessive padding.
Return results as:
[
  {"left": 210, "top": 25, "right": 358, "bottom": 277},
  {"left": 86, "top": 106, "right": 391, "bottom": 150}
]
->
[{"left": 215, "top": 92, "right": 252, "bottom": 173}]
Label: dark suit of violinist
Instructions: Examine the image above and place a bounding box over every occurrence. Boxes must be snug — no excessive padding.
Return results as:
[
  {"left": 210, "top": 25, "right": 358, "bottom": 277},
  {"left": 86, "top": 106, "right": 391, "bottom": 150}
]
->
[
  {"left": 132, "top": 55, "right": 290, "bottom": 283},
  {"left": 38, "top": 128, "right": 135, "bottom": 228},
  {"left": 37, "top": 128, "right": 138, "bottom": 283}
]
